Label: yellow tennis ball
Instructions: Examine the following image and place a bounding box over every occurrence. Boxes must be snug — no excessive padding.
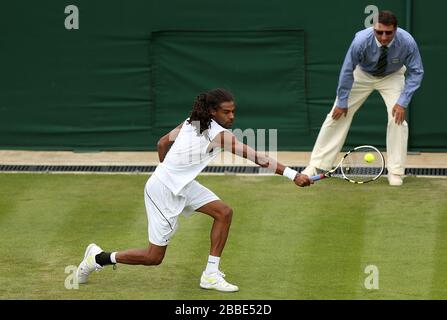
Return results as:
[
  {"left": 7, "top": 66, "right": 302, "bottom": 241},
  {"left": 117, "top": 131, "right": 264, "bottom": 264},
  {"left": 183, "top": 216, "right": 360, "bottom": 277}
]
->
[{"left": 364, "top": 153, "right": 375, "bottom": 163}]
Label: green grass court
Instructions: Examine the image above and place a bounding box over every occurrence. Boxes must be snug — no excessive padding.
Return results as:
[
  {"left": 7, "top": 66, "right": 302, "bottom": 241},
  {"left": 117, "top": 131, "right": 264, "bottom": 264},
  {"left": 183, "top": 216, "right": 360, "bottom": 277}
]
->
[{"left": 0, "top": 173, "right": 446, "bottom": 300}]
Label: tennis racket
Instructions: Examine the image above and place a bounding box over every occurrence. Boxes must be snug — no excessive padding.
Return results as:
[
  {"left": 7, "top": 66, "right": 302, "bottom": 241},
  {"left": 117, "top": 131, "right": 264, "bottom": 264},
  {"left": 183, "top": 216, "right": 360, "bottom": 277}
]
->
[{"left": 310, "top": 145, "right": 385, "bottom": 184}]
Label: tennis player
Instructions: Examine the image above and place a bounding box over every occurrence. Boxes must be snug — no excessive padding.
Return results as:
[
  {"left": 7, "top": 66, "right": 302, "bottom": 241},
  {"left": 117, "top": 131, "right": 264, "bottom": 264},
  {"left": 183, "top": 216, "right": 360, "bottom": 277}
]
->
[{"left": 76, "top": 88, "right": 312, "bottom": 292}]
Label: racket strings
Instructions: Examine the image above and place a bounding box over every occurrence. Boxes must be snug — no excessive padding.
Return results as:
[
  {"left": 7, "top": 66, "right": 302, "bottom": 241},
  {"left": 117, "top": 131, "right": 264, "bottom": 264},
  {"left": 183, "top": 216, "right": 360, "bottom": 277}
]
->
[{"left": 341, "top": 148, "right": 384, "bottom": 182}]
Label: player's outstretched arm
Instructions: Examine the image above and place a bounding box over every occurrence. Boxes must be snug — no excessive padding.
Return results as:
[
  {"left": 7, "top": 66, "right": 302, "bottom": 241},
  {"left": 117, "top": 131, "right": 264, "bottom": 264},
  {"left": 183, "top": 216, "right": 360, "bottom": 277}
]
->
[
  {"left": 157, "top": 122, "right": 183, "bottom": 162},
  {"left": 215, "top": 131, "right": 312, "bottom": 187}
]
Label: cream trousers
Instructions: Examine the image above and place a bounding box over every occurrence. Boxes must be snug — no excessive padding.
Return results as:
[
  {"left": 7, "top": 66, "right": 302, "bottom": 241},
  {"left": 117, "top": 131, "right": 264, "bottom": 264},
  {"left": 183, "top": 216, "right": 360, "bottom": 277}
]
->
[{"left": 309, "top": 66, "right": 408, "bottom": 175}]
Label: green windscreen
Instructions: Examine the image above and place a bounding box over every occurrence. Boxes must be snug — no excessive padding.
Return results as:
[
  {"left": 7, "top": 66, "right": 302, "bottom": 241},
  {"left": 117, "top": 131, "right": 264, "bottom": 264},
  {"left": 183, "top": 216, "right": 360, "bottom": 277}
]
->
[
  {"left": 1, "top": 1, "right": 445, "bottom": 151},
  {"left": 150, "top": 30, "right": 308, "bottom": 140}
]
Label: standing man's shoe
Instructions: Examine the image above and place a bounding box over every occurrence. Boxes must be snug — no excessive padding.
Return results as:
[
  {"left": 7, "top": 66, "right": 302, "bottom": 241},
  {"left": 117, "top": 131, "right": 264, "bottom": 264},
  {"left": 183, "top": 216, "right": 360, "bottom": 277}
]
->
[
  {"left": 388, "top": 173, "right": 404, "bottom": 186},
  {"left": 301, "top": 166, "right": 318, "bottom": 177}
]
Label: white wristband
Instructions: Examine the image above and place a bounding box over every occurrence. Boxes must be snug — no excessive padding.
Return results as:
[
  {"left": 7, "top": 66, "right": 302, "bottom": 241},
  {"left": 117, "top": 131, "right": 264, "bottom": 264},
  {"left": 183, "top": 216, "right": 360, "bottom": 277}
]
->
[{"left": 283, "top": 167, "right": 298, "bottom": 181}]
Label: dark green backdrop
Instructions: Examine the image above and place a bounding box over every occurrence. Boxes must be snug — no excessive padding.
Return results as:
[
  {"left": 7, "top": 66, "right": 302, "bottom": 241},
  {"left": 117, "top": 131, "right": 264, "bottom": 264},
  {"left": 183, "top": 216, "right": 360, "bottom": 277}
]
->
[{"left": 0, "top": 0, "right": 445, "bottom": 151}]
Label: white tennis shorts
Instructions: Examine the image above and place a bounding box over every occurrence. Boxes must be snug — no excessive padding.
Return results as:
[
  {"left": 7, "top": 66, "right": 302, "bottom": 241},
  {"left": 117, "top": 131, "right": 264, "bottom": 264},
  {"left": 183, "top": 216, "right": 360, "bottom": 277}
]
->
[{"left": 144, "top": 175, "right": 219, "bottom": 246}]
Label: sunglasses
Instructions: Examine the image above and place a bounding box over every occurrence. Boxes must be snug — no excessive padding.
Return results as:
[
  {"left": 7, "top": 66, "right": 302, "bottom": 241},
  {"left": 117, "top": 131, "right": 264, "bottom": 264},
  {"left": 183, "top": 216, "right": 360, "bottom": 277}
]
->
[{"left": 374, "top": 29, "right": 394, "bottom": 36}]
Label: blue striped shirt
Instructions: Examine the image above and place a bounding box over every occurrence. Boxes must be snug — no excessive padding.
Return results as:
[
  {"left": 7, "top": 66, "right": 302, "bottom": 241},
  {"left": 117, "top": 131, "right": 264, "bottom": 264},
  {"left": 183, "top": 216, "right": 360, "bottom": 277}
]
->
[{"left": 336, "top": 27, "right": 424, "bottom": 108}]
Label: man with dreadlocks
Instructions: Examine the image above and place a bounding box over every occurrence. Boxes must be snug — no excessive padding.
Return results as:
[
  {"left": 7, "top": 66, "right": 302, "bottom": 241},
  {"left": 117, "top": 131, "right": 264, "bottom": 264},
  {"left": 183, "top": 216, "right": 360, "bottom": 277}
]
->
[{"left": 76, "top": 88, "right": 312, "bottom": 292}]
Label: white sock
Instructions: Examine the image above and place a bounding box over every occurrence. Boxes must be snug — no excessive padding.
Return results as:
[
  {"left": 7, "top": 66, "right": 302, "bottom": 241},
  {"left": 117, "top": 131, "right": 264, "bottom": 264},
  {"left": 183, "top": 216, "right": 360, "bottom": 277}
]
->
[
  {"left": 205, "top": 255, "right": 220, "bottom": 274},
  {"left": 110, "top": 252, "right": 117, "bottom": 264}
]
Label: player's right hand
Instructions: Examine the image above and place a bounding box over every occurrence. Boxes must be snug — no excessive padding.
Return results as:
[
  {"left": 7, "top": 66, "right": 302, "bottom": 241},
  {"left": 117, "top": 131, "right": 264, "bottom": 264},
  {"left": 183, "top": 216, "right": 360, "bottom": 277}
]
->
[
  {"left": 294, "top": 174, "right": 313, "bottom": 187},
  {"left": 332, "top": 107, "right": 348, "bottom": 120}
]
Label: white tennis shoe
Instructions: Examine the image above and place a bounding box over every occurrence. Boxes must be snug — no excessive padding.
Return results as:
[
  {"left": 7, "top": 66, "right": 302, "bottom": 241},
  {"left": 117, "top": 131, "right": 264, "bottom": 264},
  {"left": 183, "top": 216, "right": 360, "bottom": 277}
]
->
[
  {"left": 76, "top": 243, "right": 104, "bottom": 284},
  {"left": 388, "top": 173, "right": 404, "bottom": 186},
  {"left": 301, "top": 166, "right": 318, "bottom": 177},
  {"left": 301, "top": 166, "right": 325, "bottom": 177},
  {"left": 200, "top": 270, "right": 239, "bottom": 292}
]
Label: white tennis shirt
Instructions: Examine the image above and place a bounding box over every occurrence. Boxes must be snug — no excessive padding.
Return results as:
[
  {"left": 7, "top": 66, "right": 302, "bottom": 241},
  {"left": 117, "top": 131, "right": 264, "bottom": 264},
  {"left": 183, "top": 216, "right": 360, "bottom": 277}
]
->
[{"left": 153, "top": 119, "right": 228, "bottom": 195}]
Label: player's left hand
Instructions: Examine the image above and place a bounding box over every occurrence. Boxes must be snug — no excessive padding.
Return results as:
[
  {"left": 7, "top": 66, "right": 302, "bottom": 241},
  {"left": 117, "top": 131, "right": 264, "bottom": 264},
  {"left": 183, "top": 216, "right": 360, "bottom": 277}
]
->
[
  {"left": 392, "top": 104, "right": 406, "bottom": 125},
  {"left": 255, "top": 154, "right": 270, "bottom": 168}
]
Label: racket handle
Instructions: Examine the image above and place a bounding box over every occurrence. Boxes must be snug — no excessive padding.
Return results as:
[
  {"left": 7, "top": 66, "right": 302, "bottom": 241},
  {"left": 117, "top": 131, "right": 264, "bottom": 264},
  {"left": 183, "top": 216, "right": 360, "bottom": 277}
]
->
[{"left": 310, "top": 174, "right": 326, "bottom": 181}]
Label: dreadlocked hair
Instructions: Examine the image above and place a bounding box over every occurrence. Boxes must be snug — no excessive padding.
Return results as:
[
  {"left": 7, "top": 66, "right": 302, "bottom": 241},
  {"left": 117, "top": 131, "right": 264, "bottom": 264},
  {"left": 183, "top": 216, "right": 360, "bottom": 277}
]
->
[{"left": 188, "top": 88, "right": 234, "bottom": 134}]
